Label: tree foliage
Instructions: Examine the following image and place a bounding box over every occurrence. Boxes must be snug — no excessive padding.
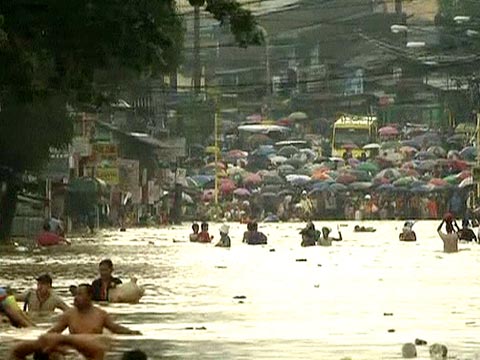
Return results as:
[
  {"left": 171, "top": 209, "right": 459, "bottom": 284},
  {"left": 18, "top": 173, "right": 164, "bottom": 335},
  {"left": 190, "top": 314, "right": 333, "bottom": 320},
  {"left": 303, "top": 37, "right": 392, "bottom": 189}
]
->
[{"left": 0, "top": 0, "right": 260, "bottom": 173}]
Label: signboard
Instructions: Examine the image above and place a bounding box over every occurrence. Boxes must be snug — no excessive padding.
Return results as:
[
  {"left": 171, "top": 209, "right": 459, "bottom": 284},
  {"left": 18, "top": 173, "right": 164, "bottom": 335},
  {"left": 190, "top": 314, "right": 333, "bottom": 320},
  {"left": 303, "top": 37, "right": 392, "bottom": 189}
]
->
[
  {"left": 72, "top": 137, "right": 92, "bottom": 157},
  {"left": 118, "top": 159, "right": 140, "bottom": 192},
  {"left": 93, "top": 143, "right": 118, "bottom": 160},
  {"left": 175, "top": 168, "right": 187, "bottom": 186},
  {"left": 96, "top": 167, "right": 119, "bottom": 185},
  {"left": 155, "top": 137, "right": 186, "bottom": 161},
  {"left": 147, "top": 180, "right": 161, "bottom": 205}
]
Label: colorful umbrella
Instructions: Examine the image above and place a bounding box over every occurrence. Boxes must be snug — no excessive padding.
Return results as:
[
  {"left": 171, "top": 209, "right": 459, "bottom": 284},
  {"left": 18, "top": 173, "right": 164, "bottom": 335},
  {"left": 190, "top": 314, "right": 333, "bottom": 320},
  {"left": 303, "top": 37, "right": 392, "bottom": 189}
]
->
[
  {"left": 248, "top": 134, "right": 273, "bottom": 148},
  {"left": 244, "top": 173, "right": 262, "bottom": 186},
  {"left": 278, "top": 164, "right": 296, "bottom": 176},
  {"left": 285, "top": 174, "right": 311, "bottom": 185},
  {"left": 460, "top": 146, "right": 476, "bottom": 161},
  {"left": 459, "top": 176, "right": 474, "bottom": 188},
  {"left": 378, "top": 126, "right": 399, "bottom": 137},
  {"left": 429, "top": 178, "right": 448, "bottom": 187},
  {"left": 427, "top": 146, "right": 446, "bottom": 158},
  {"left": 277, "top": 145, "right": 299, "bottom": 157},
  {"left": 363, "top": 143, "right": 381, "bottom": 150},
  {"left": 233, "top": 188, "right": 251, "bottom": 197},
  {"left": 356, "top": 162, "right": 379, "bottom": 174},
  {"left": 201, "top": 189, "right": 216, "bottom": 202},
  {"left": 376, "top": 168, "right": 401, "bottom": 180},
  {"left": 393, "top": 176, "right": 417, "bottom": 187},
  {"left": 336, "top": 173, "right": 357, "bottom": 185},
  {"left": 269, "top": 155, "right": 288, "bottom": 164},
  {"left": 288, "top": 111, "right": 308, "bottom": 121},
  {"left": 225, "top": 149, "right": 248, "bottom": 161},
  {"left": 190, "top": 175, "right": 215, "bottom": 187},
  {"left": 220, "top": 178, "right": 236, "bottom": 194},
  {"left": 399, "top": 146, "right": 418, "bottom": 155},
  {"left": 349, "top": 182, "right": 373, "bottom": 191}
]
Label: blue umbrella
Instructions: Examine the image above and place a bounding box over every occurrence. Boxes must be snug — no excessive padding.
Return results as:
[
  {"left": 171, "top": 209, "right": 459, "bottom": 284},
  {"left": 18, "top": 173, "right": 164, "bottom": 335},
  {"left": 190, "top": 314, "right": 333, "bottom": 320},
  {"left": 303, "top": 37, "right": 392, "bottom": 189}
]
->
[
  {"left": 190, "top": 175, "right": 215, "bottom": 187},
  {"left": 329, "top": 183, "right": 348, "bottom": 193},
  {"left": 376, "top": 184, "right": 395, "bottom": 192},
  {"left": 253, "top": 145, "right": 276, "bottom": 157}
]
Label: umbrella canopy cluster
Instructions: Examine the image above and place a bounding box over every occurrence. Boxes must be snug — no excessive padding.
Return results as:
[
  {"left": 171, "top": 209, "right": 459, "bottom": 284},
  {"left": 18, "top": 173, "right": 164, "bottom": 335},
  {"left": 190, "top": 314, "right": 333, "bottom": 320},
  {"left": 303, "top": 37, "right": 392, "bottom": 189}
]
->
[{"left": 183, "top": 120, "right": 478, "bottom": 204}]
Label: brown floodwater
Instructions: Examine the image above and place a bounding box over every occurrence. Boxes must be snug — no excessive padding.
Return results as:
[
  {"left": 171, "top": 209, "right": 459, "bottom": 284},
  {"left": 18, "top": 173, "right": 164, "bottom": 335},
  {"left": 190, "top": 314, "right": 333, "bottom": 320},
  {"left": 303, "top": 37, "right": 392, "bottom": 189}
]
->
[{"left": 1, "top": 221, "right": 480, "bottom": 359}]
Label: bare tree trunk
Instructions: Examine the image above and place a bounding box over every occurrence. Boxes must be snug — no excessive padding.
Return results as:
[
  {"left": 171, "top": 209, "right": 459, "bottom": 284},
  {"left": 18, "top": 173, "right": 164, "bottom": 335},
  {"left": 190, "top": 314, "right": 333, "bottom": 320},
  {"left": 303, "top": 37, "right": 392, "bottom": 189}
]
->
[{"left": 0, "top": 180, "right": 18, "bottom": 243}]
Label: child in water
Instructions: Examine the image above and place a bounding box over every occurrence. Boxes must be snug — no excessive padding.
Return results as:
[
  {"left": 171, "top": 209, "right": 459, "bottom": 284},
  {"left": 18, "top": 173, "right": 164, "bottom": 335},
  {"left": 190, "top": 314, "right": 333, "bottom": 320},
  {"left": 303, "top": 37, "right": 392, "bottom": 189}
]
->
[
  {"left": 197, "top": 222, "right": 213, "bottom": 243},
  {"left": 215, "top": 224, "right": 231, "bottom": 248},
  {"left": 189, "top": 223, "right": 200, "bottom": 242}
]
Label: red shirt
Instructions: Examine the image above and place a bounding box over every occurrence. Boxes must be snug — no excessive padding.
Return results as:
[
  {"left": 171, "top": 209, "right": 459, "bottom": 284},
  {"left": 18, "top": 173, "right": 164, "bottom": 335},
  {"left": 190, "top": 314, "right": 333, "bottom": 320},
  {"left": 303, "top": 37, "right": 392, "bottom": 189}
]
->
[
  {"left": 36, "top": 232, "right": 64, "bottom": 246},
  {"left": 197, "top": 231, "right": 212, "bottom": 243}
]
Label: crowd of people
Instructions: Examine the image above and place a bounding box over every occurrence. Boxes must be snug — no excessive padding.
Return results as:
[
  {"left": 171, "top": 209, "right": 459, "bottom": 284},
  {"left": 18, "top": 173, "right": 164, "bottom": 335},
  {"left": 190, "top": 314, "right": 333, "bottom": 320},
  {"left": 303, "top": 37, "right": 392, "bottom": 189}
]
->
[
  {"left": 173, "top": 122, "right": 476, "bottom": 226},
  {"left": 1, "top": 260, "right": 145, "bottom": 359}
]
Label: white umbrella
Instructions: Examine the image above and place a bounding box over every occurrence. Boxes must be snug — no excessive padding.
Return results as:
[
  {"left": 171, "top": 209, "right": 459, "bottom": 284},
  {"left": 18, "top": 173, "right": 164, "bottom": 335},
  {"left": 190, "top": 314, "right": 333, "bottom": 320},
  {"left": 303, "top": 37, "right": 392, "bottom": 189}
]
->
[
  {"left": 459, "top": 176, "right": 474, "bottom": 188},
  {"left": 288, "top": 111, "right": 308, "bottom": 121},
  {"left": 363, "top": 143, "right": 381, "bottom": 150},
  {"left": 269, "top": 155, "right": 288, "bottom": 164}
]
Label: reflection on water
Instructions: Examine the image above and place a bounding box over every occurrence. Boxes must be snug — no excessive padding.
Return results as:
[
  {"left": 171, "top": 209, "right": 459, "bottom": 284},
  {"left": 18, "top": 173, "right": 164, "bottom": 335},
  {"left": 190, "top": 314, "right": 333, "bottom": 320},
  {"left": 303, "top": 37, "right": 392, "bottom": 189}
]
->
[{"left": 2, "top": 221, "right": 480, "bottom": 359}]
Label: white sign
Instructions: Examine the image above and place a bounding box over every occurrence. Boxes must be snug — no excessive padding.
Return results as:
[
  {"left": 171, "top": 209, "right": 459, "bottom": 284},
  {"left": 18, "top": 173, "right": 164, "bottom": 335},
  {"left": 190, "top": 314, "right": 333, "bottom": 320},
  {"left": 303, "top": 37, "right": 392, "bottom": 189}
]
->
[{"left": 72, "top": 137, "right": 92, "bottom": 157}]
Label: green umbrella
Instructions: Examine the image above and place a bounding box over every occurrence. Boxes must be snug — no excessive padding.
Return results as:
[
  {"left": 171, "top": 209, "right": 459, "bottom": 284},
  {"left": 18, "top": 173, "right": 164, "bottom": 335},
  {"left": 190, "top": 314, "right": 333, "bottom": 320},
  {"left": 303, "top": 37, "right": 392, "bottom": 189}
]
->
[
  {"left": 443, "top": 174, "right": 459, "bottom": 185},
  {"left": 393, "top": 176, "right": 417, "bottom": 187},
  {"left": 356, "top": 162, "right": 379, "bottom": 174}
]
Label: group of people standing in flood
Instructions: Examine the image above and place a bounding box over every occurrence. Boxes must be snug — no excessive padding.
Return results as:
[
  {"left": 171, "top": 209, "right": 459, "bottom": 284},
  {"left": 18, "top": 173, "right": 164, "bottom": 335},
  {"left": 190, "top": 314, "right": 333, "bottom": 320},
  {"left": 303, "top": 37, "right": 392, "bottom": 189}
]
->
[
  {"left": 188, "top": 221, "right": 268, "bottom": 247},
  {"left": 2, "top": 259, "right": 146, "bottom": 359}
]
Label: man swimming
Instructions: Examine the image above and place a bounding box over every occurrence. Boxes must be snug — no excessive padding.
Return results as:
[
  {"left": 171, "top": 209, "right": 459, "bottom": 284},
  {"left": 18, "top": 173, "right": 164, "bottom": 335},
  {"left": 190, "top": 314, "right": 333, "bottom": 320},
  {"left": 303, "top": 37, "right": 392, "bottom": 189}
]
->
[{"left": 48, "top": 284, "right": 141, "bottom": 335}]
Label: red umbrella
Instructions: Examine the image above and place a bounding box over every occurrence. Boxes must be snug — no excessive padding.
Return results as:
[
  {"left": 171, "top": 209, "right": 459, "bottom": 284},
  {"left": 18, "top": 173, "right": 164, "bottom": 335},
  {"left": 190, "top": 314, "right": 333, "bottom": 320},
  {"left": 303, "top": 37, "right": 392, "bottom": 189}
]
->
[
  {"left": 378, "top": 126, "right": 399, "bottom": 137},
  {"left": 343, "top": 143, "right": 358, "bottom": 150},
  {"left": 336, "top": 173, "right": 356, "bottom": 185},
  {"left": 220, "top": 178, "right": 236, "bottom": 194},
  {"left": 447, "top": 160, "right": 469, "bottom": 171},
  {"left": 456, "top": 170, "right": 471, "bottom": 181},
  {"left": 244, "top": 173, "right": 262, "bottom": 185},
  {"left": 205, "top": 162, "right": 226, "bottom": 170},
  {"left": 226, "top": 149, "right": 248, "bottom": 160},
  {"left": 233, "top": 188, "right": 251, "bottom": 197},
  {"left": 246, "top": 114, "right": 263, "bottom": 122},
  {"left": 429, "top": 178, "right": 448, "bottom": 187},
  {"left": 201, "top": 189, "right": 215, "bottom": 202}
]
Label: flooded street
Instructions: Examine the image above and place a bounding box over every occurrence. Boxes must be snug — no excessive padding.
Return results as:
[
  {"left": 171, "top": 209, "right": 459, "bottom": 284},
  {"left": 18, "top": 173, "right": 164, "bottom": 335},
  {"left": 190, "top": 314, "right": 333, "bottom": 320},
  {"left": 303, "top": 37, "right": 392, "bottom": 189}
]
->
[{"left": 2, "top": 221, "right": 480, "bottom": 359}]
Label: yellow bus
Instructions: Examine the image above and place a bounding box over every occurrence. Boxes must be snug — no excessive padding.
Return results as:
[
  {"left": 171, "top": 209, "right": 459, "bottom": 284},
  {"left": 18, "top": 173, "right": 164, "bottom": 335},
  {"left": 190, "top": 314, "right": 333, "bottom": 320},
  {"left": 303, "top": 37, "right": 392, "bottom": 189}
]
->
[{"left": 331, "top": 114, "right": 378, "bottom": 158}]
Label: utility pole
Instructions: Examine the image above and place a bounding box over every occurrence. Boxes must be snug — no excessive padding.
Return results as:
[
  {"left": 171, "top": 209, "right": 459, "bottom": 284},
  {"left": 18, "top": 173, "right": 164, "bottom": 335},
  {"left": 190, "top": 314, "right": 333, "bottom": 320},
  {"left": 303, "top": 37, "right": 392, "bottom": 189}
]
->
[
  {"left": 192, "top": 2, "right": 203, "bottom": 93},
  {"left": 395, "top": 0, "right": 402, "bottom": 15}
]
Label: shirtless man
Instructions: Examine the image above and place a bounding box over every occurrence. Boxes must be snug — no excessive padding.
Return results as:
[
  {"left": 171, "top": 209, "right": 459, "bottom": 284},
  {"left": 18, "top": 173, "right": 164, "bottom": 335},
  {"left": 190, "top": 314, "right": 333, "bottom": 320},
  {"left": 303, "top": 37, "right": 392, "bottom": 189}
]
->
[
  {"left": 10, "top": 333, "right": 107, "bottom": 360},
  {"left": 11, "top": 333, "right": 148, "bottom": 360},
  {"left": 48, "top": 284, "right": 141, "bottom": 335}
]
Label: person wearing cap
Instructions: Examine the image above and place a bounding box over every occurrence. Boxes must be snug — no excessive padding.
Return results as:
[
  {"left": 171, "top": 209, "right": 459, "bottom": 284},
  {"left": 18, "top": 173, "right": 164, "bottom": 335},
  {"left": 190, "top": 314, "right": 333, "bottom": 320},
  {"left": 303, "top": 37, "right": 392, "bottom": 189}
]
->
[
  {"left": 318, "top": 226, "right": 342, "bottom": 247},
  {"left": 399, "top": 221, "right": 417, "bottom": 242},
  {"left": 0, "top": 286, "right": 35, "bottom": 328},
  {"left": 215, "top": 224, "right": 231, "bottom": 248},
  {"left": 299, "top": 191, "right": 313, "bottom": 221},
  {"left": 16, "top": 274, "right": 69, "bottom": 313}
]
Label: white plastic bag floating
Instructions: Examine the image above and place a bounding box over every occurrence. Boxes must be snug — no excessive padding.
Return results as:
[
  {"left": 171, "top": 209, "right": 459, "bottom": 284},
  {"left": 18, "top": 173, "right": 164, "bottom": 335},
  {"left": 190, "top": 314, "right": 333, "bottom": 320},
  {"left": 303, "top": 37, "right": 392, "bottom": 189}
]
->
[{"left": 109, "top": 277, "right": 145, "bottom": 304}]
